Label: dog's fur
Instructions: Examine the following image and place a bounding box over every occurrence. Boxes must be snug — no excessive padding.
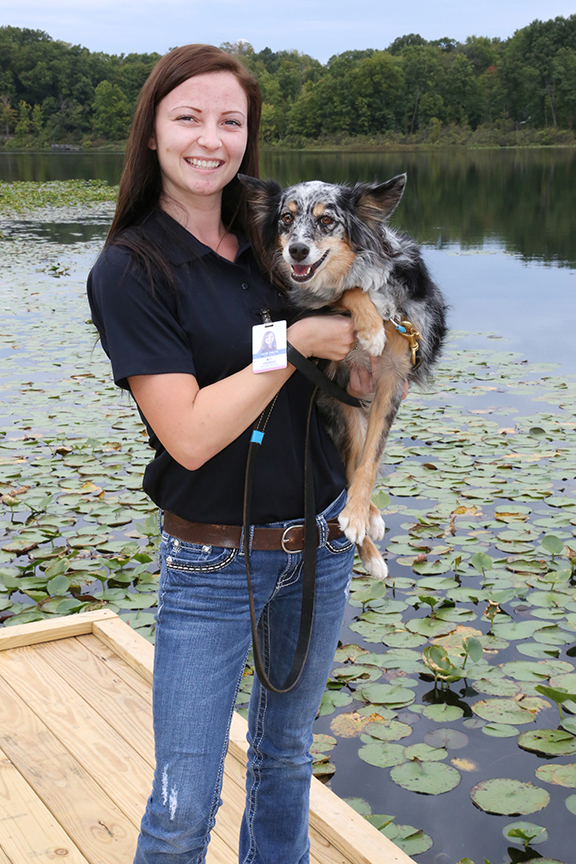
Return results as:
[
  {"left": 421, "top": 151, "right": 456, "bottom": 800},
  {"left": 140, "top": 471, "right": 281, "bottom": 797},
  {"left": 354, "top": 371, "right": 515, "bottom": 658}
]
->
[{"left": 240, "top": 174, "right": 447, "bottom": 579}]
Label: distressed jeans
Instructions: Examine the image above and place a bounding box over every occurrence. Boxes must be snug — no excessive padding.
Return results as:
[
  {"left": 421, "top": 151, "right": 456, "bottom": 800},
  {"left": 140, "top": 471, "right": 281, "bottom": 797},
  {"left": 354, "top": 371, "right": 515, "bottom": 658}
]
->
[{"left": 132, "top": 490, "right": 354, "bottom": 864}]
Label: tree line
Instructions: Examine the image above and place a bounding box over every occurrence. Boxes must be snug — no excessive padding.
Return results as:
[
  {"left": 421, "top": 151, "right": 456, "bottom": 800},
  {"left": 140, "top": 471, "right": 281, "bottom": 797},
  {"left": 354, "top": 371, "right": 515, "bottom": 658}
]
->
[{"left": 1, "top": 15, "right": 576, "bottom": 149}]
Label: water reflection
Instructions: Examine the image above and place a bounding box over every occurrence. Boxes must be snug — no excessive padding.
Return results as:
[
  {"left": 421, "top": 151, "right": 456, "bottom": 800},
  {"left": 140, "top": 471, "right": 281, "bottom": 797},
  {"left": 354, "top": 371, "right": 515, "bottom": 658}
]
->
[{"left": 2, "top": 148, "right": 574, "bottom": 267}]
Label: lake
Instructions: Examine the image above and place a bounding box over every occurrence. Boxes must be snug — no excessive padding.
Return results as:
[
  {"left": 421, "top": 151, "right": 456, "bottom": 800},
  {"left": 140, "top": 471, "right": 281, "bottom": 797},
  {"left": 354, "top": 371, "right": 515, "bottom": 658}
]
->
[
  {"left": 1, "top": 150, "right": 575, "bottom": 864},
  {"left": 2, "top": 148, "right": 575, "bottom": 367}
]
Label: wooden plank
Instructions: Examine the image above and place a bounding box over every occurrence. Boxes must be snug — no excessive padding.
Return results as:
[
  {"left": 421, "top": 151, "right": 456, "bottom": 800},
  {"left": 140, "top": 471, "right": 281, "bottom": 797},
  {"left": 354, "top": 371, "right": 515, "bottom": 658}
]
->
[
  {"left": 0, "top": 748, "right": 90, "bottom": 864},
  {"left": 77, "top": 634, "right": 152, "bottom": 703},
  {"left": 0, "top": 609, "right": 117, "bottom": 652},
  {"left": 0, "top": 675, "right": 139, "bottom": 863},
  {"left": 34, "top": 638, "right": 155, "bottom": 765},
  {"left": 0, "top": 645, "right": 153, "bottom": 827},
  {"left": 92, "top": 617, "right": 154, "bottom": 685},
  {"left": 0, "top": 845, "right": 13, "bottom": 864}
]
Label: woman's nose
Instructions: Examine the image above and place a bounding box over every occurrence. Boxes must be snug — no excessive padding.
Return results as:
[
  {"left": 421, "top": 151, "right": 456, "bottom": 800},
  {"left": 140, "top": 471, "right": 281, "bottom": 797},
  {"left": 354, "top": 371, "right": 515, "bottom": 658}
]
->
[{"left": 197, "top": 123, "right": 222, "bottom": 150}]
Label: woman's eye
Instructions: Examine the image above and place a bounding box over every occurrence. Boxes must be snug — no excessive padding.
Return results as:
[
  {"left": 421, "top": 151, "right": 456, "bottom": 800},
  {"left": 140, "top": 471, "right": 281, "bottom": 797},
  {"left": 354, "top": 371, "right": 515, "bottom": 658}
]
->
[
  {"left": 320, "top": 215, "right": 334, "bottom": 226},
  {"left": 281, "top": 213, "right": 294, "bottom": 225}
]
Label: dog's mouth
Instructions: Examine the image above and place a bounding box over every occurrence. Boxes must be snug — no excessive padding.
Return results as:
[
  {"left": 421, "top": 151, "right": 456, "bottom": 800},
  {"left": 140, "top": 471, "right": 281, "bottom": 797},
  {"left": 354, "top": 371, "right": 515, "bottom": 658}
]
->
[{"left": 289, "top": 251, "right": 329, "bottom": 282}]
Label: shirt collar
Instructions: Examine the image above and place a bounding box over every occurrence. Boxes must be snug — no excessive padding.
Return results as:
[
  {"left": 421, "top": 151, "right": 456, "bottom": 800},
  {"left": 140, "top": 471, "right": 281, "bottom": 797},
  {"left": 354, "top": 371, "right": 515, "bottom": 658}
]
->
[{"left": 145, "top": 208, "right": 251, "bottom": 266}]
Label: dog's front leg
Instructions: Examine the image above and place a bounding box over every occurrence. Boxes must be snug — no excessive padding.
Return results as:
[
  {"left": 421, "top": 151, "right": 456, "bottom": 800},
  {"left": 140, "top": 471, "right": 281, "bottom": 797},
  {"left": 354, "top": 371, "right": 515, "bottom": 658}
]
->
[
  {"left": 339, "top": 324, "right": 412, "bottom": 545},
  {"left": 338, "top": 288, "right": 386, "bottom": 356}
]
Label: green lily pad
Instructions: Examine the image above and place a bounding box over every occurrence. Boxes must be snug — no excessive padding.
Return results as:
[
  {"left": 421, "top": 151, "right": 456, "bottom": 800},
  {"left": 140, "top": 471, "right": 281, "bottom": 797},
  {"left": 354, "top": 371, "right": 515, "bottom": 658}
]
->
[
  {"left": 503, "top": 821, "right": 548, "bottom": 846},
  {"left": 472, "top": 676, "right": 521, "bottom": 697},
  {"left": 422, "top": 703, "right": 464, "bottom": 722},
  {"left": 388, "top": 825, "right": 433, "bottom": 856},
  {"left": 361, "top": 720, "right": 413, "bottom": 742},
  {"left": 566, "top": 794, "right": 576, "bottom": 815},
  {"left": 518, "top": 729, "right": 576, "bottom": 756},
  {"left": 403, "top": 743, "right": 447, "bottom": 762},
  {"left": 342, "top": 797, "right": 372, "bottom": 816},
  {"left": 358, "top": 741, "right": 407, "bottom": 768},
  {"left": 470, "top": 778, "right": 550, "bottom": 815},
  {"left": 317, "top": 690, "right": 353, "bottom": 717},
  {"left": 482, "top": 723, "right": 520, "bottom": 737},
  {"left": 561, "top": 717, "right": 576, "bottom": 735},
  {"left": 381, "top": 629, "right": 427, "bottom": 648},
  {"left": 390, "top": 760, "right": 460, "bottom": 795},
  {"left": 356, "top": 683, "right": 416, "bottom": 708},
  {"left": 471, "top": 698, "right": 541, "bottom": 725},
  {"left": 424, "top": 728, "right": 469, "bottom": 750},
  {"left": 535, "top": 763, "right": 576, "bottom": 788}
]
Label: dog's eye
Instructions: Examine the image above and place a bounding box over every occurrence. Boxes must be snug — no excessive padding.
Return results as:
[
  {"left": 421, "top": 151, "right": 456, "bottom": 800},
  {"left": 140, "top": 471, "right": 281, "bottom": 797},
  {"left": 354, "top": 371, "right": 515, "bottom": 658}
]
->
[
  {"left": 320, "top": 215, "right": 334, "bottom": 226},
  {"left": 281, "top": 213, "right": 294, "bottom": 225}
]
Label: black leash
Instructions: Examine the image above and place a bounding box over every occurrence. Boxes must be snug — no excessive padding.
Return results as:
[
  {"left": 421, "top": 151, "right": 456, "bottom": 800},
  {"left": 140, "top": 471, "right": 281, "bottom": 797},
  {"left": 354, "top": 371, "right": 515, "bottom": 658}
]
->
[{"left": 243, "top": 343, "right": 362, "bottom": 693}]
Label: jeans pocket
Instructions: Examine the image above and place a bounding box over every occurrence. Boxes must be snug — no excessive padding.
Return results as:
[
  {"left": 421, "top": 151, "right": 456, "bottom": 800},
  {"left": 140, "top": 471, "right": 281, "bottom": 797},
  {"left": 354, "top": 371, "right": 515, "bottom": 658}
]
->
[
  {"left": 326, "top": 533, "right": 354, "bottom": 554},
  {"left": 163, "top": 535, "right": 239, "bottom": 574}
]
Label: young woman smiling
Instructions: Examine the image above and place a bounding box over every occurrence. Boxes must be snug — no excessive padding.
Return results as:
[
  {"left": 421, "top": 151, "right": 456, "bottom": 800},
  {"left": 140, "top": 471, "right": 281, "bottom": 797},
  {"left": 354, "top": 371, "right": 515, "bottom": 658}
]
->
[{"left": 88, "top": 44, "right": 370, "bottom": 864}]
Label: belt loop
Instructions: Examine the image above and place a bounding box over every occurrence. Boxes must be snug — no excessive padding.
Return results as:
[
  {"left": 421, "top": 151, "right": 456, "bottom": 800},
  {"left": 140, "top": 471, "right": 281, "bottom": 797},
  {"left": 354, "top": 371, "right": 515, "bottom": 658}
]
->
[
  {"left": 240, "top": 526, "right": 255, "bottom": 555},
  {"left": 316, "top": 514, "right": 328, "bottom": 548},
  {"left": 158, "top": 509, "right": 164, "bottom": 533}
]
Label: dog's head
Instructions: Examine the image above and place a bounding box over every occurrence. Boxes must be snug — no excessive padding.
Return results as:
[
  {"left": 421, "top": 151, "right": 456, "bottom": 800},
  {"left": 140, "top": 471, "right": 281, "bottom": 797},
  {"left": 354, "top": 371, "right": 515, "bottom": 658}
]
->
[{"left": 239, "top": 174, "right": 407, "bottom": 305}]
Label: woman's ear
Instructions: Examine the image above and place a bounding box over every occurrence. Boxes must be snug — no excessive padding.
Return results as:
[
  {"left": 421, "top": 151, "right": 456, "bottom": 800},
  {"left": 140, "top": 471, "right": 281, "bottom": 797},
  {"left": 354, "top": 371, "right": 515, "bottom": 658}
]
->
[{"left": 148, "top": 136, "right": 157, "bottom": 150}]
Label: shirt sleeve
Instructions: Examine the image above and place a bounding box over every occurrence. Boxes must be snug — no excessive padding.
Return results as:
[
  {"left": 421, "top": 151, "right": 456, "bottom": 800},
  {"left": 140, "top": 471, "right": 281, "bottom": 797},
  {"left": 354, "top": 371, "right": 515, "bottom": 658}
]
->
[{"left": 87, "top": 245, "right": 196, "bottom": 390}]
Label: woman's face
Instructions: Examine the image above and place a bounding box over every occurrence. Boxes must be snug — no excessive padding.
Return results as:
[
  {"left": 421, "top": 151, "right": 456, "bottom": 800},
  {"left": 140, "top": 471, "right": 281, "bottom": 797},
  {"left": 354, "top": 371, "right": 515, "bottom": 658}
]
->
[{"left": 150, "top": 71, "right": 248, "bottom": 210}]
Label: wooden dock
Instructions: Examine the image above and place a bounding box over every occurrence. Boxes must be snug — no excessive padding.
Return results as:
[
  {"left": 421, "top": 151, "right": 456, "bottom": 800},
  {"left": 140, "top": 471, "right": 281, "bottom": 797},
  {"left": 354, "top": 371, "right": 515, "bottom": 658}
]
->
[{"left": 0, "top": 610, "right": 414, "bottom": 864}]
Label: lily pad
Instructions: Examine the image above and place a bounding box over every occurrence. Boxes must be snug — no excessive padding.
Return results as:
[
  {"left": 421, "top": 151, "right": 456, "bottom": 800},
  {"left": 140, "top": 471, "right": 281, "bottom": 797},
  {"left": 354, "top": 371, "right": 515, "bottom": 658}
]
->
[
  {"left": 329, "top": 712, "right": 372, "bottom": 738},
  {"left": 403, "top": 743, "right": 447, "bottom": 762},
  {"left": 503, "top": 821, "right": 548, "bottom": 846},
  {"left": 424, "top": 728, "right": 469, "bottom": 750},
  {"left": 358, "top": 741, "right": 406, "bottom": 768},
  {"left": 388, "top": 825, "right": 433, "bottom": 856},
  {"left": 470, "top": 778, "right": 550, "bottom": 815},
  {"left": 518, "top": 729, "right": 576, "bottom": 756},
  {"left": 535, "top": 763, "right": 576, "bottom": 788},
  {"left": 422, "top": 703, "right": 464, "bottom": 722},
  {"left": 566, "top": 794, "right": 576, "bottom": 815},
  {"left": 356, "top": 683, "right": 415, "bottom": 708},
  {"left": 471, "top": 698, "right": 542, "bottom": 725},
  {"left": 390, "top": 760, "right": 460, "bottom": 795},
  {"left": 482, "top": 723, "right": 520, "bottom": 737},
  {"left": 361, "top": 720, "right": 413, "bottom": 742}
]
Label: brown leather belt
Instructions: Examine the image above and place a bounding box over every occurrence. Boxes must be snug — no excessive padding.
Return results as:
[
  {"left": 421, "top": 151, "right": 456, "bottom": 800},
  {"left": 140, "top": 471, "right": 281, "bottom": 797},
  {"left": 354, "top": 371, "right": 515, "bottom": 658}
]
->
[{"left": 163, "top": 512, "right": 344, "bottom": 553}]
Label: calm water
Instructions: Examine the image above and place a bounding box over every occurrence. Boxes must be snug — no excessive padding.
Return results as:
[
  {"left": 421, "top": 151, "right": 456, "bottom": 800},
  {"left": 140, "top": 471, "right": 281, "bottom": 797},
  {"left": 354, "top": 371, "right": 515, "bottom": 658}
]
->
[{"left": 2, "top": 148, "right": 575, "bottom": 369}]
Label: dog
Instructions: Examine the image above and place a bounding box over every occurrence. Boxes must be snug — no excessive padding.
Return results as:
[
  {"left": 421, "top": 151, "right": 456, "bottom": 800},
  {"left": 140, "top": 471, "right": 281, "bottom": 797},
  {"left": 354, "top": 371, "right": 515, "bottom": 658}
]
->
[{"left": 239, "top": 173, "right": 447, "bottom": 580}]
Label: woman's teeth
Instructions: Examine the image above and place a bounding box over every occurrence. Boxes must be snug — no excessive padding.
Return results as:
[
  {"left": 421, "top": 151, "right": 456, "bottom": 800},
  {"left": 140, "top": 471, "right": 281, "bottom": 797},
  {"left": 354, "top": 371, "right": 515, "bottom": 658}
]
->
[{"left": 186, "top": 158, "right": 222, "bottom": 169}]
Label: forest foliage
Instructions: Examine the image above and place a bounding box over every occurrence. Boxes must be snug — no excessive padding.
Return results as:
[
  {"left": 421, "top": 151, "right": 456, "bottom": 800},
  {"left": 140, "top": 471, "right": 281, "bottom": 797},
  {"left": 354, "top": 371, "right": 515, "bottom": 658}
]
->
[{"left": 1, "top": 15, "right": 576, "bottom": 149}]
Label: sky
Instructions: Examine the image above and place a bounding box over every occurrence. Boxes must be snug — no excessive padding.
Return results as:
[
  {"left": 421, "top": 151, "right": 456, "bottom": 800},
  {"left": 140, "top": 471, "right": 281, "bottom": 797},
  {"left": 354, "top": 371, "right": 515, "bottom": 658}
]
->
[{"left": 2, "top": 0, "right": 575, "bottom": 62}]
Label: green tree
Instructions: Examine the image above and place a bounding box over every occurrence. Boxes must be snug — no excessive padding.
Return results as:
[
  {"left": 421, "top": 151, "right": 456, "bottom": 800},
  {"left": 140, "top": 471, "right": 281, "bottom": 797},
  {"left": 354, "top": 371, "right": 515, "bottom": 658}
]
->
[
  {"left": 15, "top": 99, "right": 32, "bottom": 141},
  {"left": 92, "top": 80, "right": 131, "bottom": 140}
]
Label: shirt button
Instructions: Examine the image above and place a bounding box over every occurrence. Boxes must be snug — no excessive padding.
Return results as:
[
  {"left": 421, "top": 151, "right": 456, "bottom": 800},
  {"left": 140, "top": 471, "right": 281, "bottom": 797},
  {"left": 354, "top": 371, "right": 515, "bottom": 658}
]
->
[{"left": 242, "top": 282, "right": 249, "bottom": 290}]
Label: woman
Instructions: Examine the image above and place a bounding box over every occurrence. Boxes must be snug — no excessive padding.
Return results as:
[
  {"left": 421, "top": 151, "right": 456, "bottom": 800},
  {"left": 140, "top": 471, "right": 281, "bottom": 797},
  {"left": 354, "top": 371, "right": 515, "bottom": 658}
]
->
[{"left": 88, "top": 44, "right": 369, "bottom": 864}]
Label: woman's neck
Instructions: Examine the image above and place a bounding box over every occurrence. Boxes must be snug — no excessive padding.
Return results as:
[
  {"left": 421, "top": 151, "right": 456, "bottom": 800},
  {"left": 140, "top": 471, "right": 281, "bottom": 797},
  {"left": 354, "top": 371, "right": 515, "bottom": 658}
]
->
[{"left": 159, "top": 192, "right": 237, "bottom": 260}]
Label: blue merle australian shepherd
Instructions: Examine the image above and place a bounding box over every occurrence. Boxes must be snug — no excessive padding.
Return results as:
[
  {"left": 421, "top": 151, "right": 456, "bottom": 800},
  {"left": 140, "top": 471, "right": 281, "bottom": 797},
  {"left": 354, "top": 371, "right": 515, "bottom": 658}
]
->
[{"left": 240, "top": 173, "right": 447, "bottom": 580}]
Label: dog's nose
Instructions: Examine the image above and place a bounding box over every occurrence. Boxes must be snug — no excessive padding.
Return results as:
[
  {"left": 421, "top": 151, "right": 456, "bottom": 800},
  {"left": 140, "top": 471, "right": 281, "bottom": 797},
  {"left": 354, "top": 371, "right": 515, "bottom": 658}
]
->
[{"left": 288, "top": 242, "right": 309, "bottom": 262}]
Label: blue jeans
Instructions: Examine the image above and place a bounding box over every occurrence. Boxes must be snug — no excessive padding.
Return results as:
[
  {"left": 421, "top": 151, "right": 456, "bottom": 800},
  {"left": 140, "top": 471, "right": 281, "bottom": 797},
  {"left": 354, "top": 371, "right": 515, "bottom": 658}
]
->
[{"left": 133, "top": 490, "right": 354, "bottom": 864}]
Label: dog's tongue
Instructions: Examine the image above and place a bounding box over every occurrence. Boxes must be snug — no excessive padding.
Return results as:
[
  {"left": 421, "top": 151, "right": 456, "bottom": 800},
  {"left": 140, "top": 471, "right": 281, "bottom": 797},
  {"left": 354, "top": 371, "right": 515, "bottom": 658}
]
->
[{"left": 292, "top": 265, "right": 310, "bottom": 276}]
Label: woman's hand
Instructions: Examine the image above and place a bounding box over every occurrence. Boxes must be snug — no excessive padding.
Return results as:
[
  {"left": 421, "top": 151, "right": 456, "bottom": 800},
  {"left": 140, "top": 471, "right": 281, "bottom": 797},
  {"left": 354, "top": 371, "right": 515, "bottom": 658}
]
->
[{"left": 287, "top": 315, "right": 356, "bottom": 361}]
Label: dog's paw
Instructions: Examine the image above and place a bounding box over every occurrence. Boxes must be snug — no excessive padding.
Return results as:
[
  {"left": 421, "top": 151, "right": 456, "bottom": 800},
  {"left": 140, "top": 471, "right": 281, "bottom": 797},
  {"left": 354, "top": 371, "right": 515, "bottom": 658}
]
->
[
  {"left": 359, "top": 537, "right": 389, "bottom": 581},
  {"left": 368, "top": 503, "right": 385, "bottom": 541},
  {"left": 363, "top": 553, "right": 389, "bottom": 581},
  {"left": 358, "top": 325, "right": 386, "bottom": 357},
  {"left": 338, "top": 506, "right": 368, "bottom": 546}
]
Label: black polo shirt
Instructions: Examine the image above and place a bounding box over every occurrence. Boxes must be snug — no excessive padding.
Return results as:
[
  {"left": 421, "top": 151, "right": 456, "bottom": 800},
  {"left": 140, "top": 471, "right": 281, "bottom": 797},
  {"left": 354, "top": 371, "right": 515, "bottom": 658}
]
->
[{"left": 87, "top": 209, "right": 346, "bottom": 524}]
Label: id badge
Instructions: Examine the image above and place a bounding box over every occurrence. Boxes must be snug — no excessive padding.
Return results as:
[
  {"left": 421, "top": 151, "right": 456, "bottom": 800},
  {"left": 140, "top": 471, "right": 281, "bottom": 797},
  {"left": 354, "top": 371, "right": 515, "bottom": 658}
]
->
[{"left": 252, "top": 320, "right": 287, "bottom": 373}]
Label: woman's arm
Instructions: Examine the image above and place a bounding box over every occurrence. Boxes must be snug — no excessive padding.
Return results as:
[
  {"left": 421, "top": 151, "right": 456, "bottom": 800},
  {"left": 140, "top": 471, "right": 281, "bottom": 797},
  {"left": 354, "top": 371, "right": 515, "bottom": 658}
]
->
[{"left": 128, "top": 314, "right": 356, "bottom": 471}]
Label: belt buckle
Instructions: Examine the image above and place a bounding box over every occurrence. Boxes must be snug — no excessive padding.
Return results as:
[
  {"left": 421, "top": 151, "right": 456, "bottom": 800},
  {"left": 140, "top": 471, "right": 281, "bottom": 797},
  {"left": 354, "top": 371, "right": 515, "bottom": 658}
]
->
[{"left": 281, "top": 524, "right": 303, "bottom": 554}]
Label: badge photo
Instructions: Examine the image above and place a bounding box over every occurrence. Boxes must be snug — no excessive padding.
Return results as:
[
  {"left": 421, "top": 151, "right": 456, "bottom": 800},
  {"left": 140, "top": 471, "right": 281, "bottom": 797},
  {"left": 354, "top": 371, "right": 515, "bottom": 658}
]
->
[{"left": 252, "top": 320, "right": 287, "bottom": 373}]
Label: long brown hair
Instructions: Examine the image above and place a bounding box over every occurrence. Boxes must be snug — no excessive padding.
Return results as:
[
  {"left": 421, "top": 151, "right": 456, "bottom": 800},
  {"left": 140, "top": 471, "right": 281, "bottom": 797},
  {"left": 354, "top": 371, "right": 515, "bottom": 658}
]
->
[{"left": 106, "top": 44, "right": 261, "bottom": 264}]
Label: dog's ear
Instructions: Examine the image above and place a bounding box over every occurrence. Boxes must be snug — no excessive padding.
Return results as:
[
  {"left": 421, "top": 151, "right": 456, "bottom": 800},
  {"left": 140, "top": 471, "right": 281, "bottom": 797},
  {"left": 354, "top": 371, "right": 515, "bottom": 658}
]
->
[
  {"left": 238, "top": 174, "right": 283, "bottom": 221},
  {"left": 350, "top": 174, "right": 407, "bottom": 228}
]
